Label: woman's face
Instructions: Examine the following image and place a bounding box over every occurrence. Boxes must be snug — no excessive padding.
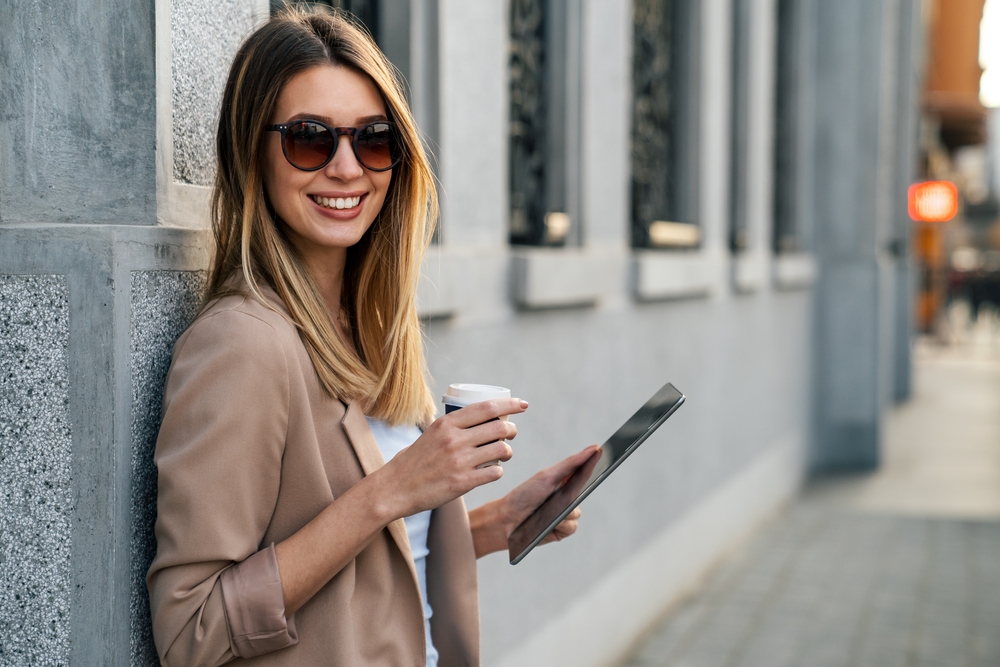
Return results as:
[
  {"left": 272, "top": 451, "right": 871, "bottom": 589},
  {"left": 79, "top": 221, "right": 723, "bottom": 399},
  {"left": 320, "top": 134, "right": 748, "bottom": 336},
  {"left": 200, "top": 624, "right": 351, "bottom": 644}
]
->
[{"left": 264, "top": 65, "right": 393, "bottom": 264}]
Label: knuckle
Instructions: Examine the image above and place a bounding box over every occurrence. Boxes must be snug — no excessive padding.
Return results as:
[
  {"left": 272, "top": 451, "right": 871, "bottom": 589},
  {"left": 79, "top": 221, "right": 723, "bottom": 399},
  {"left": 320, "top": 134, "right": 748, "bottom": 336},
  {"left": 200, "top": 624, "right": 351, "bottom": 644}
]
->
[{"left": 448, "top": 472, "right": 466, "bottom": 494}]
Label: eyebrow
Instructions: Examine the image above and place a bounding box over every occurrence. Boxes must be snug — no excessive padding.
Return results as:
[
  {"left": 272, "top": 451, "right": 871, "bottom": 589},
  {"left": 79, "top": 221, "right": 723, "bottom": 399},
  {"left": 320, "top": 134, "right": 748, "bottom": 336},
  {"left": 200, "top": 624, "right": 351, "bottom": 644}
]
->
[{"left": 287, "top": 112, "right": 390, "bottom": 125}]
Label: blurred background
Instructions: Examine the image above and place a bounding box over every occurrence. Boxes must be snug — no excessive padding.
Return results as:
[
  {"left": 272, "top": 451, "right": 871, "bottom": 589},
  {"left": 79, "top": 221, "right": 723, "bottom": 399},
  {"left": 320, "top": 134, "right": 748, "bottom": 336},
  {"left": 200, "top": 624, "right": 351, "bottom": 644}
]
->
[{"left": 0, "top": 0, "right": 997, "bottom": 665}]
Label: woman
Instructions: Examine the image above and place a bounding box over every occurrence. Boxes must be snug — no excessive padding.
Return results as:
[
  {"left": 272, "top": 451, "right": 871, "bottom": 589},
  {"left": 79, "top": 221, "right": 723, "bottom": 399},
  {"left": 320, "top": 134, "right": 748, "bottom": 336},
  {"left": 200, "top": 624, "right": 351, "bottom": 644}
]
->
[{"left": 147, "top": 8, "right": 596, "bottom": 667}]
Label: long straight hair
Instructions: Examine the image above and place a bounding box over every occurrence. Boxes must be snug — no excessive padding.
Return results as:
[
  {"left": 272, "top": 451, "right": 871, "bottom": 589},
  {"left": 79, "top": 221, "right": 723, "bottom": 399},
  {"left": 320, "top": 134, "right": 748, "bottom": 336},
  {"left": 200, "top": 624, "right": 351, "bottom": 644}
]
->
[{"left": 208, "top": 7, "right": 438, "bottom": 426}]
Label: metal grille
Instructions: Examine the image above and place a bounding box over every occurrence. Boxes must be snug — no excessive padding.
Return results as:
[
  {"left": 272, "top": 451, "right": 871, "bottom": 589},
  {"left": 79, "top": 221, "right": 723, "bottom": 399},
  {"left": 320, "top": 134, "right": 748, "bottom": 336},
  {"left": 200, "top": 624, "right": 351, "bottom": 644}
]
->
[
  {"left": 631, "top": 0, "right": 674, "bottom": 247},
  {"left": 773, "top": 0, "right": 799, "bottom": 253},
  {"left": 509, "top": 0, "right": 548, "bottom": 245},
  {"left": 730, "top": 0, "right": 751, "bottom": 252}
]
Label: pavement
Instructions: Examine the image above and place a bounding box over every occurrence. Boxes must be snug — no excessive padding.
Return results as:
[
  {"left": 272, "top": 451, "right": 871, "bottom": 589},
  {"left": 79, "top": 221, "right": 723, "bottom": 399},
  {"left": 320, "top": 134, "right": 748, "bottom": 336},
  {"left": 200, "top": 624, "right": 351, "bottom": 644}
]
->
[{"left": 623, "top": 316, "right": 1000, "bottom": 667}]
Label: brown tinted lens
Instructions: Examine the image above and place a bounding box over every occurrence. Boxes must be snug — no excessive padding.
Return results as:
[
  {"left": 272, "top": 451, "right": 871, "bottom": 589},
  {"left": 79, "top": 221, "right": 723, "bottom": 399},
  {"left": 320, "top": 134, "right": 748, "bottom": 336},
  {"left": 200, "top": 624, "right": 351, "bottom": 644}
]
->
[
  {"left": 355, "top": 122, "right": 397, "bottom": 170},
  {"left": 285, "top": 121, "right": 335, "bottom": 170}
]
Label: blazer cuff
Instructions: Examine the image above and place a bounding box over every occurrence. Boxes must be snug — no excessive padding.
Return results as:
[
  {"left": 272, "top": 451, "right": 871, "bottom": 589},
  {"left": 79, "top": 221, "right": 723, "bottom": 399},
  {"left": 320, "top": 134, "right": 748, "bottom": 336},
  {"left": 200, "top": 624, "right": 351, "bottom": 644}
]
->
[{"left": 220, "top": 543, "right": 299, "bottom": 658}]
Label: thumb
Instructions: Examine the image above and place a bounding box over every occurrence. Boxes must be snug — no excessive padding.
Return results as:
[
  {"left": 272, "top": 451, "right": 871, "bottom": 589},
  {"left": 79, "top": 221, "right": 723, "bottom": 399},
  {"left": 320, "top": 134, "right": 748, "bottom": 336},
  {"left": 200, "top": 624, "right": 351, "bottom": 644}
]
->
[{"left": 543, "top": 445, "right": 600, "bottom": 483}]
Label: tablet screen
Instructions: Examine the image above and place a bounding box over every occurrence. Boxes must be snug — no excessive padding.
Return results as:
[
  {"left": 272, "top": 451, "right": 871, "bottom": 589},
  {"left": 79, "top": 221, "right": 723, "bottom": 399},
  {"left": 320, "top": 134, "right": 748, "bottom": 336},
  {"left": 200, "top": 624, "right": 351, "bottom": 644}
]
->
[{"left": 508, "top": 382, "right": 685, "bottom": 564}]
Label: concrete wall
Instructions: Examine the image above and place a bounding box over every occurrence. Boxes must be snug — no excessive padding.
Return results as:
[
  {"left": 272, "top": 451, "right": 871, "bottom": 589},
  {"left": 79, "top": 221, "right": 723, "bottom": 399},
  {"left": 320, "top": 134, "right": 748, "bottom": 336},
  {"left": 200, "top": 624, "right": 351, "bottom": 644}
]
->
[
  {"left": 0, "top": 0, "right": 917, "bottom": 665},
  {"left": 0, "top": 0, "right": 157, "bottom": 224},
  {"left": 809, "top": 0, "right": 922, "bottom": 471},
  {"left": 432, "top": 1, "right": 811, "bottom": 664},
  {"left": 0, "top": 1, "right": 249, "bottom": 663},
  {"left": 0, "top": 227, "right": 208, "bottom": 666}
]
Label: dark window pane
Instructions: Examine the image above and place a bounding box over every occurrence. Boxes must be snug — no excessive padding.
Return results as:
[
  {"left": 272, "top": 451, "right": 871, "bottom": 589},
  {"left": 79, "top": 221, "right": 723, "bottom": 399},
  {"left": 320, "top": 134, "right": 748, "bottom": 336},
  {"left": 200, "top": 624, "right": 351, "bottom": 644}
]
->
[
  {"left": 730, "top": 0, "right": 750, "bottom": 253},
  {"left": 509, "top": 0, "right": 550, "bottom": 245},
  {"left": 631, "top": 0, "right": 698, "bottom": 249},
  {"left": 632, "top": 0, "right": 673, "bottom": 247},
  {"left": 272, "top": 0, "right": 380, "bottom": 43},
  {"left": 773, "top": 0, "right": 799, "bottom": 253}
]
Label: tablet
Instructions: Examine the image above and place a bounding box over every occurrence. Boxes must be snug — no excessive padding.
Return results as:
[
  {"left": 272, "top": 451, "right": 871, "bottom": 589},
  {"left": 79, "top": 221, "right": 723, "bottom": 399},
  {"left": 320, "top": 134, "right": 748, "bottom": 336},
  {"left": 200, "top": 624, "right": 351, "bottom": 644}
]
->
[{"left": 508, "top": 382, "right": 686, "bottom": 565}]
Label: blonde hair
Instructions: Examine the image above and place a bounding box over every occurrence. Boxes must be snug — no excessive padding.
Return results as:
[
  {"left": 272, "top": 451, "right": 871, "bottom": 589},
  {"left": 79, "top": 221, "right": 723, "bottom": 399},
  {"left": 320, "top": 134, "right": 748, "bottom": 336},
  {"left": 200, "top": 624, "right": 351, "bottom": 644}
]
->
[{"left": 208, "top": 7, "right": 437, "bottom": 426}]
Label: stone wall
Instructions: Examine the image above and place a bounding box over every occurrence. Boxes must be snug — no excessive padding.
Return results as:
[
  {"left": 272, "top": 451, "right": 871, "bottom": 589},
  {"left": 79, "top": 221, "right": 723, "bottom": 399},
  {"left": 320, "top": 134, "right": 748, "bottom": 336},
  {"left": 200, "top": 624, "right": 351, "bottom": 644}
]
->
[
  {"left": 0, "top": 276, "right": 72, "bottom": 666},
  {"left": 0, "top": 0, "right": 256, "bottom": 660}
]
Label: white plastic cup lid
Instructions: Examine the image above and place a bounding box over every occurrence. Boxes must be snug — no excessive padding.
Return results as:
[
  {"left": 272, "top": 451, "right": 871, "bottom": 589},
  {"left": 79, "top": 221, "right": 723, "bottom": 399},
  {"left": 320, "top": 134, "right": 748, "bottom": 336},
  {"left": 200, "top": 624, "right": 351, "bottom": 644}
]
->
[{"left": 442, "top": 383, "right": 510, "bottom": 407}]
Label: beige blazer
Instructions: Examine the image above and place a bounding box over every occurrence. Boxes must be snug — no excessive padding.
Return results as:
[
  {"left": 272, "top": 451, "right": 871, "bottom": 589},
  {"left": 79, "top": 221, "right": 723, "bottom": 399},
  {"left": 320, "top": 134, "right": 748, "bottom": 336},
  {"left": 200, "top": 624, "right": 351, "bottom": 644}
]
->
[{"left": 147, "top": 285, "right": 480, "bottom": 667}]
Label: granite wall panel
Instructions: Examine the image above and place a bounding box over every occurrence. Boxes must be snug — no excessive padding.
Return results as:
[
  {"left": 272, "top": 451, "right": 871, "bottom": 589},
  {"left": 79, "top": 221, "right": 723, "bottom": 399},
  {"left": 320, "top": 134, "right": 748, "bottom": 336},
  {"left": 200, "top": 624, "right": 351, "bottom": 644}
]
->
[
  {"left": 0, "top": 275, "right": 73, "bottom": 666},
  {"left": 128, "top": 270, "right": 206, "bottom": 666},
  {"left": 171, "top": 0, "right": 257, "bottom": 185}
]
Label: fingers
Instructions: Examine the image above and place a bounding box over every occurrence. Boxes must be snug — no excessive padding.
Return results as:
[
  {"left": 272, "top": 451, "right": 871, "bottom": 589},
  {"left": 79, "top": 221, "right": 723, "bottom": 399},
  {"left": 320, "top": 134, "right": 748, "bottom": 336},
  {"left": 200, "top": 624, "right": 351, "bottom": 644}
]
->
[
  {"left": 543, "top": 508, "right": 581, "bottom": 543},
  {"left": 538, "top": 444, "right": 600, "bottom": 484},
  {"left": 469, "top": 462, "right": 504, "bottom": 488},
  {"left": 473, "top": 439, "right": 513, "bottom": 467},
  {"left": 463, "top": 417, "right": 517, "bottom": 448},
  {"left": 447, "top": 398, "right": 528, "bottom": 429},
  {"left": 556, "top": 508, "right": 581, "bottom": 536}
]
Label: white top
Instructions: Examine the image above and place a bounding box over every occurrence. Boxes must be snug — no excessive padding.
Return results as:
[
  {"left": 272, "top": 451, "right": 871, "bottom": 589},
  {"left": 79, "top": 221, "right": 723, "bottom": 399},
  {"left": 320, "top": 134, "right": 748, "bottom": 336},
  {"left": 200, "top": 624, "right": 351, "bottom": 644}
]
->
[{"left": 365, "top": 418, "right": 438, "bottom": 667}]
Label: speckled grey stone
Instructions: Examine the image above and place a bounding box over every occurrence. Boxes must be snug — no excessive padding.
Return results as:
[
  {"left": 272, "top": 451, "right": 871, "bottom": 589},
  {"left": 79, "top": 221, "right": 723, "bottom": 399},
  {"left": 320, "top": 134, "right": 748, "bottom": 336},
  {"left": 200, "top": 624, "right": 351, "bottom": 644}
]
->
[
  {"left": 0, "top": 275, "right": 73, "bottom": 666},
  {"left": 129, "top": 271, "right": 206, "bottom": 666},
  {"left": 172, "top": 0, "right": 258, "bottom": 185}
]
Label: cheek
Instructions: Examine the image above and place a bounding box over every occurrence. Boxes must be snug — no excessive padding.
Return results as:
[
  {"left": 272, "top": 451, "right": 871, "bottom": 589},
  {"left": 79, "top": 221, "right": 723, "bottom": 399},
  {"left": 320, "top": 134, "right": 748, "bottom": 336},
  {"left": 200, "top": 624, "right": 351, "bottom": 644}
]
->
[{"left": 369, "top": 172, "right": 393, "bottom": 210}]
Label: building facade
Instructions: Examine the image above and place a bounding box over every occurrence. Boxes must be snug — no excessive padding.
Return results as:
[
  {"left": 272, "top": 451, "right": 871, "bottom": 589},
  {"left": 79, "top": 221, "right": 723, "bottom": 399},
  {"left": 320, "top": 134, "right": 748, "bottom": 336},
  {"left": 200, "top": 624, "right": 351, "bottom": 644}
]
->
[{"left": 0, "top": 0, "right": 921, "bottom": 665}]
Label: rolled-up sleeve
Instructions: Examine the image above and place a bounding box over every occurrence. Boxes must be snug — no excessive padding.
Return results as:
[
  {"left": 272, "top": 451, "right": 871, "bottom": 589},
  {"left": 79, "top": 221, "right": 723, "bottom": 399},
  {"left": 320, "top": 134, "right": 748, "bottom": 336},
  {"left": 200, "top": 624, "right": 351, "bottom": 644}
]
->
[
  {"left": 220, "top": 544, "right": 298, "bottom": 657},
  {"left": 146, "top": 305, "right": 296, "bottom": 667}
]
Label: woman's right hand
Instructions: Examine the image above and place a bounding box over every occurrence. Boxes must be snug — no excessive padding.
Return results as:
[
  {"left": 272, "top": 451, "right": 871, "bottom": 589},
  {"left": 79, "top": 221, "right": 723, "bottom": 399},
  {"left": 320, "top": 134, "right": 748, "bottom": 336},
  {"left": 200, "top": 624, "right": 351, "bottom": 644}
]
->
[
  {"left": 373, "top": 398, "right": 528, "bottom": 520},
  {"left": 275, "top": 398, "right": 525, "bottom": 616}
]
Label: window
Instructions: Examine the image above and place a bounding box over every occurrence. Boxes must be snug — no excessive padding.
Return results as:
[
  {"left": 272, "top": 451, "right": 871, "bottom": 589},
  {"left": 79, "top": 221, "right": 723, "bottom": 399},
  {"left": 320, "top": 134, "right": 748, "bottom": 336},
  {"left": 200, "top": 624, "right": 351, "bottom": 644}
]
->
[
  {"left": 273, "top": 1, "right": 379, "bottom": 36},
  {"left": 729, "top": 0, "right": 750, "bottom": 253},
  {"left": 509, "top": 0, "right": 582, "bottom": 247},
  {"left": 631, "top": 0, "right": 699, "bottom": 250},
  {"left": 772, "top": 0, "right": 803, "bottom": 253}
]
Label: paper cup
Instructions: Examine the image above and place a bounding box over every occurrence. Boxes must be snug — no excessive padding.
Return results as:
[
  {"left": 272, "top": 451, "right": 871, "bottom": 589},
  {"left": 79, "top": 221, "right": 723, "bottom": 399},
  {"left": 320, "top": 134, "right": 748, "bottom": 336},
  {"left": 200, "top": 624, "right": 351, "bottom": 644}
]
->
[{"left": 442, "top": 384, "right": 511, "bottom": 467}]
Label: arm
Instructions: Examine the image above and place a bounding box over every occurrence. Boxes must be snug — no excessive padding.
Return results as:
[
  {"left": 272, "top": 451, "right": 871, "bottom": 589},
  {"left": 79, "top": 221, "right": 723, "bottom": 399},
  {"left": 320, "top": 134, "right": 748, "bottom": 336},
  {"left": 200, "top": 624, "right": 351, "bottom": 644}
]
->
[
  {"left": 150, "top": 308, "right": 528, "bottom": 664},
  {"left": 148, "top": 310, "right": 293, "bottom": 667},
  {"left": 274, "top": 398, "right": 527, "bottom": 614},
  {"left": 468, "top": 445, "right": 600, "bottom": 558}
]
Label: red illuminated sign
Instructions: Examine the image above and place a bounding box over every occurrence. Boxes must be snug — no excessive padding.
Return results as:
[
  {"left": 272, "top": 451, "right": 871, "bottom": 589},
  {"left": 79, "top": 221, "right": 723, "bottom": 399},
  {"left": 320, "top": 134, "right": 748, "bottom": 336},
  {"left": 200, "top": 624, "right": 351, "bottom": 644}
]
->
[{"left": 908, "top": 181, "right": 958, "bottom": 222}]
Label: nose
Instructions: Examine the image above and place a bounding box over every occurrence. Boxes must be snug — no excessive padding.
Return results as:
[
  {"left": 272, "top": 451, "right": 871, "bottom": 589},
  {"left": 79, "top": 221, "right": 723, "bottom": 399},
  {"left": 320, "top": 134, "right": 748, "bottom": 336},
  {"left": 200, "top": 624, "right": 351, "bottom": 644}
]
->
[{"left": 324, "top": 135, "right": 364, "bottom": 181}]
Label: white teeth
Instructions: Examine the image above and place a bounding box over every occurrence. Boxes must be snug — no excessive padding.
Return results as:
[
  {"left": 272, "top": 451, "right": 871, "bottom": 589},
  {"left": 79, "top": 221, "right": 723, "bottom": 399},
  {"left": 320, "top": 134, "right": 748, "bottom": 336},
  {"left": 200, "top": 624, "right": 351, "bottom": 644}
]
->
[{"left": 312, "top": 195, "right": 361, "bottom": 209}]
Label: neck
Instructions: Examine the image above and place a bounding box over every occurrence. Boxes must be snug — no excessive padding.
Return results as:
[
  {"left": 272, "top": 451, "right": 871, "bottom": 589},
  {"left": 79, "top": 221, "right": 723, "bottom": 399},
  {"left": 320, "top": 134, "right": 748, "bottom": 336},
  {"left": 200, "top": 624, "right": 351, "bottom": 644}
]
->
[{"left": 296, "top": 243, "right": 349, "bottom": 337}]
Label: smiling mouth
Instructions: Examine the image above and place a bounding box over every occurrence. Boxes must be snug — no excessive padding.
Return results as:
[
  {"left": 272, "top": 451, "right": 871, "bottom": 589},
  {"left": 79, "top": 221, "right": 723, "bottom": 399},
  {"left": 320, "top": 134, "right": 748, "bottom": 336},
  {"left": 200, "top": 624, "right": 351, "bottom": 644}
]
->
[{"left": 310, "top": 194, "right": 362, "bottom": 210}]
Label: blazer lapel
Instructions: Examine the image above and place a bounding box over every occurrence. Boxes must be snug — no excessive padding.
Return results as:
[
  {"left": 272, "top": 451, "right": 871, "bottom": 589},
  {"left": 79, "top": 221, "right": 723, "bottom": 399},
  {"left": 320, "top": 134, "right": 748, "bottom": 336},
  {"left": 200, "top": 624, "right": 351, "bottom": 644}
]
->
[{"left": 340, "top": 401, "right": 418, "bottom": 585}]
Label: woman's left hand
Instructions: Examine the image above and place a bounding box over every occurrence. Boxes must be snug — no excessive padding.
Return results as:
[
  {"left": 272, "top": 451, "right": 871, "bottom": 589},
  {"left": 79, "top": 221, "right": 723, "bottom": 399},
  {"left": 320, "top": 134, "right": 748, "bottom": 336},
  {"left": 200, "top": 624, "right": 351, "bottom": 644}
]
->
[{"left": 469, "top": 444, "right": 600, "bottom": 559}]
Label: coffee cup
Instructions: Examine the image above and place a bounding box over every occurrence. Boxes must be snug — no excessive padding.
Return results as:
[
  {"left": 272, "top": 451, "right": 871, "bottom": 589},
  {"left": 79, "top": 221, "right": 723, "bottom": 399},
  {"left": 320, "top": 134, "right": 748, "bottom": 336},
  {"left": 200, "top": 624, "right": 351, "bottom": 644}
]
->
[{"left": 442, "top": 384, "right": 511, "bottom": 467}]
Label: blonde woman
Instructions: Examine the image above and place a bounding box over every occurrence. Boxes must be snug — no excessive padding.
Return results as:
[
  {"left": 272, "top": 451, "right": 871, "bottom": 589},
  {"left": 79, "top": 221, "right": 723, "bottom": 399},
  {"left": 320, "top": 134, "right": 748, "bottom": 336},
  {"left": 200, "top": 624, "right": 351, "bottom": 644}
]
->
[{"left": 147, "top": 8, "right": 596, "bottom": 667}]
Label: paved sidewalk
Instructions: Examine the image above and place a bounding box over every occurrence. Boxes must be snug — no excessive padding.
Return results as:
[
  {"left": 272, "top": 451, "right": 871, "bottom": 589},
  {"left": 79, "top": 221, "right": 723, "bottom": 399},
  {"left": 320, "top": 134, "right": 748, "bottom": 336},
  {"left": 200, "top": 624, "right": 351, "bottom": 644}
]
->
[{"left": 623, "top": 338, "right": 1000, "bottom": 667}]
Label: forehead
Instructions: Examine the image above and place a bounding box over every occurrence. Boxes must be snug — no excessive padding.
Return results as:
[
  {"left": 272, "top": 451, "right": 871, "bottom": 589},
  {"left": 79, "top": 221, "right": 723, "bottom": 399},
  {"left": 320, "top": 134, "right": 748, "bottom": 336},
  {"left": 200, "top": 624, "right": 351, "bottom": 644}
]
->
[{"left": 273, "top": 64, "right": 387, "bottom": 124}]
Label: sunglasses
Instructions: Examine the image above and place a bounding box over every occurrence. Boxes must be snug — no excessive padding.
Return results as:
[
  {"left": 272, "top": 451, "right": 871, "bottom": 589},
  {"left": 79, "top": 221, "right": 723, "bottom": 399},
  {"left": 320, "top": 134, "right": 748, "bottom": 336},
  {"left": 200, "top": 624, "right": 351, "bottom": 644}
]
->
[{"left": 266, "top": 119, "right": 402, "bottom": 172}]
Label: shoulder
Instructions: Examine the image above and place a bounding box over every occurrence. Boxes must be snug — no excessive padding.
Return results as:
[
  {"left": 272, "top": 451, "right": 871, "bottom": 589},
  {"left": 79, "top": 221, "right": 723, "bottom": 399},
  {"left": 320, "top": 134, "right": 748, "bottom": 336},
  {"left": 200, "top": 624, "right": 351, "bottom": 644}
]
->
[
  {"left": 162, "top": 293, "right": 299, "bottom": 416},
  {"left": 175, "top": 292, "right": 300, "bottom": 362}
]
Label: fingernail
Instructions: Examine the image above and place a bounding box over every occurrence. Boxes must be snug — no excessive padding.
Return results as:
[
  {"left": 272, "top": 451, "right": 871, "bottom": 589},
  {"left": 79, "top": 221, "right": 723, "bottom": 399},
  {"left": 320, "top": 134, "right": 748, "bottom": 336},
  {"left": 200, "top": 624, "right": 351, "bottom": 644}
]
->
[{"left": 518, "top": 399, "right": 529, "bottom": 409}]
